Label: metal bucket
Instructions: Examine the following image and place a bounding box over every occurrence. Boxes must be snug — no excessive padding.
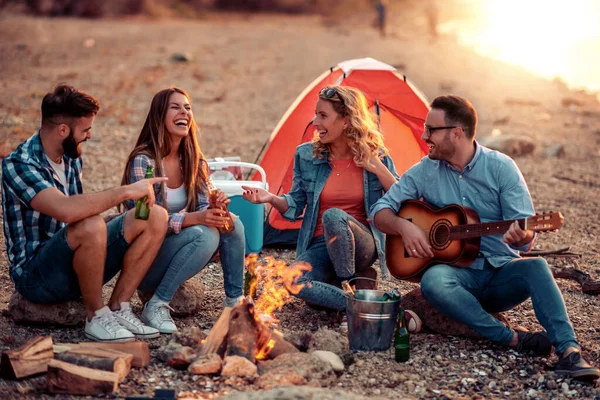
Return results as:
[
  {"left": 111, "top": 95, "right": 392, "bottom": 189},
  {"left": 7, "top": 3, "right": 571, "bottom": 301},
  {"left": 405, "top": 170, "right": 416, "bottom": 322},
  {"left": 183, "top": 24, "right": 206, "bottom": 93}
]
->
[{"left": 346, "top": 287, "right": 401, "bottom": 351}]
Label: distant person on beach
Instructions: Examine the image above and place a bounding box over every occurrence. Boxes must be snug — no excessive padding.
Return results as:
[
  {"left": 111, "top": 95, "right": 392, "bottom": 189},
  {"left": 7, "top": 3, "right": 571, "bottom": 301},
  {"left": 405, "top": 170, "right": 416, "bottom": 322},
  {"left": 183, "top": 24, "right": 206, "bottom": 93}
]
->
[
  {"left": 1, "top": 84, "right": 168, "bottom": 342},
  {"left": 371, "top": 95, "right": 600, "bottom": 381},
  {"left": 121, "top": 87, "right": 245, "bottom": 334},
  {"left": 242, "top": 86, "right": 399, "bottom": 315},
  {"left": 374, "top": 0, "right": 389, "bottom": 37}
]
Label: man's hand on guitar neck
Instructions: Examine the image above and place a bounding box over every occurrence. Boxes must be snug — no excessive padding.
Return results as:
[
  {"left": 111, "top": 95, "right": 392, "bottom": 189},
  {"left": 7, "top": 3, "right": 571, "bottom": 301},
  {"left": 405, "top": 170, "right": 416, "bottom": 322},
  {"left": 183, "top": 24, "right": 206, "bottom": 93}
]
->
[{"left": 503, "top": 220, "right": 535, "bottom": 248}]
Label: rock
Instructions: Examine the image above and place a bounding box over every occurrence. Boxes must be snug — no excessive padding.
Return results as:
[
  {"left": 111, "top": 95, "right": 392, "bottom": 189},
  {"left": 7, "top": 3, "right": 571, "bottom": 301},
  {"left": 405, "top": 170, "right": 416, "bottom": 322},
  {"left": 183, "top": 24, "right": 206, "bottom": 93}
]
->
[
  {"left": 546, "top": 379, "right": 557, "bottom": 390},
  {"left": 310, "top": 350, "right": 344, "bottom": 372},
  {"left": 172, "top": 326, "right": 206, "bottom": 349},
  {"left": 545, "top": 144, "right": 565, "bottom": 158},
  {"left": 221, "top": 355, "right": 257, "bottom": 377},
  {"left": 218, "top": 386, "right": 382, "bottom": 400},
  {"left": 307, "top": 328, "right": 348, "bottom": 355},
  {"left": 188, "top": 353, "right": 223, "bottom": 375},
  {"left": 401, "top": 288, "right": 510, "bottom": 339},
  {"left": 285, "top": 331, "right": 312, "bottom": 352},
  {"left": 255, "top": 367, "right": 307, "bottom": 389},
  {"left": 7, "top": 292, "right": 86, "bottom": 326},
  {"left": 138, "top": 279, "right": 205, "bottom": 317},
  {"left": 258, "top": 352, "right": 334, "bottom": 385},
  {"left": 171, "top": 52, "right": 192, "bottom": 62},
  {"left": 157, "top": 342, "right": 196, "bottom": 369},
  {"left": 478, "top": 135, "right": 536, "bottom": 157}
]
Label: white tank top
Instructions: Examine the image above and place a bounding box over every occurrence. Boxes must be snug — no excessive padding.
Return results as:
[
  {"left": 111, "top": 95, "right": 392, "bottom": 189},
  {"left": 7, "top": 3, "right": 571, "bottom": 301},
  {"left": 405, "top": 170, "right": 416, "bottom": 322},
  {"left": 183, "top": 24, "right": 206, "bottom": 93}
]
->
[{"left": 165, "top": 184, "right": 188, "bottom": 213}]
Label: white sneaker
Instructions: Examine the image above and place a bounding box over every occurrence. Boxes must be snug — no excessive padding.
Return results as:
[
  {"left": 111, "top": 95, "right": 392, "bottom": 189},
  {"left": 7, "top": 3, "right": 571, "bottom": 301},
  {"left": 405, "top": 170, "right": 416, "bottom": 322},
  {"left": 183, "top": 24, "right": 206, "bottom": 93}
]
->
[
  {"left": 112, "top": 302, "right": 160, "bottom": 339},
  {"left": 85, "top": 306, "right": 135, "bottom": 342},
  {"left": 141, "top": 301, "right": 177, "bottom": 334}
]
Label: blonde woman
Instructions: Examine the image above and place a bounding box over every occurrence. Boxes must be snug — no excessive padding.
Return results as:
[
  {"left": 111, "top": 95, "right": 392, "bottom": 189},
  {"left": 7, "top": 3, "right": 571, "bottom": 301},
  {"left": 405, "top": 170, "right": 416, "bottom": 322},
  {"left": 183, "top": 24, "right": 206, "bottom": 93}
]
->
[
  {"left": 243, "top": 86, "right": 398, "bottom": 311},
  {"left": 121, "top": 88, "right": 245, "bottom": 333}
]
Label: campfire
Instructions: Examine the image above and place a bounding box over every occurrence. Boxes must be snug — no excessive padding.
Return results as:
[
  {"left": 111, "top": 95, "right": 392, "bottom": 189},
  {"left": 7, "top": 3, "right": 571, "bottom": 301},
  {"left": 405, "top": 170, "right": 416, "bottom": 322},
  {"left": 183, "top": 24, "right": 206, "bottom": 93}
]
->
[{"left": 159, "top": 255, "right": 313, "bottom": 376}]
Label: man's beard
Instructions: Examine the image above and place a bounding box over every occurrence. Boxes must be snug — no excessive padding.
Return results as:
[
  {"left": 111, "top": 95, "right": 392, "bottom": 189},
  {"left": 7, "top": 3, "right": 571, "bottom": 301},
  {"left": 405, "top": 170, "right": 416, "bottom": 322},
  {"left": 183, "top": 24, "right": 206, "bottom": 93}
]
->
[{"left": 62, "top": 129, "right": 83, "bottom": 159}]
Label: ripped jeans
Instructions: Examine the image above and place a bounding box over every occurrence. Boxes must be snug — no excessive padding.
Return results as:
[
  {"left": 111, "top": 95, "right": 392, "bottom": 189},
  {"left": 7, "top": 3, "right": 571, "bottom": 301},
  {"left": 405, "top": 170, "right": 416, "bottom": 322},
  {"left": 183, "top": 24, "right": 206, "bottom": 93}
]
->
[{"left": 293, "top": 208, "right": 378, "bottom": 311}]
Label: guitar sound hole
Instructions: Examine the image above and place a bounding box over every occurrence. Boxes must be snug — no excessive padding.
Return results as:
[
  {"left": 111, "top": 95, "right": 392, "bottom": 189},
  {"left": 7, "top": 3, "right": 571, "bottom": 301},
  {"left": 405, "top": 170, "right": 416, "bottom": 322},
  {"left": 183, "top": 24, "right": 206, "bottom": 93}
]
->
[{"left": 430, "top": 219, "right": 451, "bottom": 251}]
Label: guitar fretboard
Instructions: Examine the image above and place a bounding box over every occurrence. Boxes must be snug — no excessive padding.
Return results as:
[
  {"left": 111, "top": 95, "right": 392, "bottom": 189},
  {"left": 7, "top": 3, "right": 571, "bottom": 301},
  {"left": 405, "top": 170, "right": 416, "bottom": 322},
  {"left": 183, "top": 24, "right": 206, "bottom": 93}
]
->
[{"left": 449, "top": 219, "right": 524, "bottom": 240}]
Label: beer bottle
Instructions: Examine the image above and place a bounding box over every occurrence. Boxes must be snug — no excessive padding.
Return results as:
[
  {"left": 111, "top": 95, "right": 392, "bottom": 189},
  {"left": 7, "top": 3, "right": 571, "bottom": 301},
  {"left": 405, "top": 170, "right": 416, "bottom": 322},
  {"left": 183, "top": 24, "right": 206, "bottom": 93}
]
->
[
  {"left": 244, "top": 254, "right": 258, "bottom": 299},
  {"left": 135, "top": 165, "right": 154, "bottom": 220},
  {"left": 394, "top": 308, "right": 410, "bottom": 362},
  {"left": 209, "top": 189, "right": 235, "bottom": 233}
]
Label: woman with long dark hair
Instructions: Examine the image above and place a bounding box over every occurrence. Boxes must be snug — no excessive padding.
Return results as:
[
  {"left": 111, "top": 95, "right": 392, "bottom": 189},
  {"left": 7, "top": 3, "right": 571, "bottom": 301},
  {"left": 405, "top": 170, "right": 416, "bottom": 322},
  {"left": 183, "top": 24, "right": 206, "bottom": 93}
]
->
[{"left": 121, "top": 87, "right": 245, "bottom": 333}]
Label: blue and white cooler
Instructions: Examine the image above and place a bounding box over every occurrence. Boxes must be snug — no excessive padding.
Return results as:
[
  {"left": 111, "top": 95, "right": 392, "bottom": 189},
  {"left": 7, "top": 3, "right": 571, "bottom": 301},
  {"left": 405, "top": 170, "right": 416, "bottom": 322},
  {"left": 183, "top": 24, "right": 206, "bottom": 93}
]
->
[{"left": 208, "top": 161, "right": 268, "bottom": 254}]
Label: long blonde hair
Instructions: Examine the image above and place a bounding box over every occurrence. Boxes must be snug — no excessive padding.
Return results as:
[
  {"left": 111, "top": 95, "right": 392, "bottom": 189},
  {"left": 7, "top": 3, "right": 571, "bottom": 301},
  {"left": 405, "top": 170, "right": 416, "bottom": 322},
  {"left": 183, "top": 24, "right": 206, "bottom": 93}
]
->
[
  {"left": 121, "top": 87, "right": 209, "bottom": 211},
  {"left": 312, "top": 85, "right": 388, "bottom": 162}
]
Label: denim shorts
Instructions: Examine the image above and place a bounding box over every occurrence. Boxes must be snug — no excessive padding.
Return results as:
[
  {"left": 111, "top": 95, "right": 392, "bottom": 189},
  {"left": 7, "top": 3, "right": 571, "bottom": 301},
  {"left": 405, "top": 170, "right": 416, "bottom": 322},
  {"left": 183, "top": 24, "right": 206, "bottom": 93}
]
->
[{"left": 13, "top": 214, "right": 130, "bottom": 303}]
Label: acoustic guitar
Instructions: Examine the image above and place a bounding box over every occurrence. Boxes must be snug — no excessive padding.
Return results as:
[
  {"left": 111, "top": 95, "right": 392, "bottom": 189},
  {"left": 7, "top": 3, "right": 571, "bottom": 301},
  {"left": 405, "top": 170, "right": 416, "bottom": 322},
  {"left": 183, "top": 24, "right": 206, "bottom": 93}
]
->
[{"left": 385, "top": 200, "right": 564, "bottom": 282}]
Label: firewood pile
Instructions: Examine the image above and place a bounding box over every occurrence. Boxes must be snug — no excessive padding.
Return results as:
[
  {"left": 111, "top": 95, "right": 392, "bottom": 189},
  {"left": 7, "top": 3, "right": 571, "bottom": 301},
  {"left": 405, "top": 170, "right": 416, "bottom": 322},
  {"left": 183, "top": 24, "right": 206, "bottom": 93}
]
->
[
  {"left": 158, "top": 300, "right": 300, "bottom": 378},
  {"left": 0, "top": 336, "right": 150, "bottom": 395}
]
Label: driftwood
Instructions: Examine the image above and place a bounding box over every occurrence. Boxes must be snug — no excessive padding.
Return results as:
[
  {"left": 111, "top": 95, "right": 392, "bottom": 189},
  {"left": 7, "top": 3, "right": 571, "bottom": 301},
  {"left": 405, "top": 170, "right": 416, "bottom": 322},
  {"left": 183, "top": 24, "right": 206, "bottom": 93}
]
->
[
  {"left": 521, "top": 246, "right": 581, "bottom": 258},
  {"left": 54, "top": 341, "right": 149, "bottom": 368},
  {"left": 0, "top": 335, "right": 54, "bottom": 379},
  {"left": 46, "top": 359, "right": 119, "bottom": 395},
  {"left": 551, "top": 266, "right": 600, "bottom": 295}
]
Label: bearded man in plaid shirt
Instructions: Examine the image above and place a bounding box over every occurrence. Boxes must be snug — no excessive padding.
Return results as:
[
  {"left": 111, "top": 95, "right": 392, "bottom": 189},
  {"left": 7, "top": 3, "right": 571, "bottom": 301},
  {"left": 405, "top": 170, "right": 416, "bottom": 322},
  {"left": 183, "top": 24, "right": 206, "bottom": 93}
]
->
[{"left": 2, "top": 84, "right": 169, "bottom": 342}]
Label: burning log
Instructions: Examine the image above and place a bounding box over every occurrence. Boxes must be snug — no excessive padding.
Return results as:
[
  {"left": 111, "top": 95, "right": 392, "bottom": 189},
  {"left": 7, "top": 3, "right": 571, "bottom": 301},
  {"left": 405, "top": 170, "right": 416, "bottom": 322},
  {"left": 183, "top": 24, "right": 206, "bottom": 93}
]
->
[
  {"left": 0, "top": 335, "right": 54, "bottom": 379},
  {"left": 46, "top": 359, "right": 119, "bottom": 395},
  {"left": 226, "top": 302, "right": 258, "bottom": 362},
  {"left": 199, "top": 307, "right": 232, "bottom": 356}
]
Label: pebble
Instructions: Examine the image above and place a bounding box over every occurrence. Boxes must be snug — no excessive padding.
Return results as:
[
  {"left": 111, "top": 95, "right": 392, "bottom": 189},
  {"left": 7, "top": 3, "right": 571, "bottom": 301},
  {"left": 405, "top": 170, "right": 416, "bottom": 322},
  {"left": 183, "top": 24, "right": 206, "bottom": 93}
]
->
[
  {"left": 488, "top": 381, "right": 496, "bottom": 390},
  {"left": 496, "top": 366, "right": 504, "bottom": 374},
  {"left": 527, "top": 388, "right": 538, "bottom": 397},
  {"left": 546, "top": 380, "right": 558, "bottom": 390},
  {"left": 561, "top": 382, "right": 569, "bottom": 393}
]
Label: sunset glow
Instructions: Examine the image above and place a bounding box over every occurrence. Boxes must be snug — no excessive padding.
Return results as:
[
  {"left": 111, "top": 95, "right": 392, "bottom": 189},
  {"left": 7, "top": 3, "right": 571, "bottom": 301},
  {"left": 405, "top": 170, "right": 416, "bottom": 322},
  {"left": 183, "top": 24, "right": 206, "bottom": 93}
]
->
[{"left": 441, "top": 0, "right": 600, "bottom": 91}]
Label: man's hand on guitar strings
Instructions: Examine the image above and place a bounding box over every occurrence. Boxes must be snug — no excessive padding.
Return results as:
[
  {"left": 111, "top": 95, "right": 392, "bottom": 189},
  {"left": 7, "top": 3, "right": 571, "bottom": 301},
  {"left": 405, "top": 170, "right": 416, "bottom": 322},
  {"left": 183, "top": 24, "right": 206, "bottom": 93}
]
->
[{"left": 398, "top": 219, "right": 434, "bottom": 258}]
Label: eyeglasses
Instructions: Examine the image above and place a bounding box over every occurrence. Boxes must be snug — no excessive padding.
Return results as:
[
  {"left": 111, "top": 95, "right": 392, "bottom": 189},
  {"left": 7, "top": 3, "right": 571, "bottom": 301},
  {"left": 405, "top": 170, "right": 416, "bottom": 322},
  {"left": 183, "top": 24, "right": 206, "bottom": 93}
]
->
[
  {"left": 320, "top": 87, "right": 345, "bottom": 107},
  {"left": 423, "top": 125, "right": 456, "bottom": 136}
]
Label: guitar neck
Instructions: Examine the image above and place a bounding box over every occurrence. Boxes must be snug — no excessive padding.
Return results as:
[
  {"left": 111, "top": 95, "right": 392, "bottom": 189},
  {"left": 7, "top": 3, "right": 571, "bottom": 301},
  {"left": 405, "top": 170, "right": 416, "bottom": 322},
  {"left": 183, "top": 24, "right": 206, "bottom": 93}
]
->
[{"left": 450, "top": 219, "right": 524, "bottom": 240}]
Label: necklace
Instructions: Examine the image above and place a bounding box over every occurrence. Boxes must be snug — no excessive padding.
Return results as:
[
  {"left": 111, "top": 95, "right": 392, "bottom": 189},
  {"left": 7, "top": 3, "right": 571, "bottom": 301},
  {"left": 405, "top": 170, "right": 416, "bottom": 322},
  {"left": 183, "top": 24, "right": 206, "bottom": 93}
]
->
[{"left": 333, "top": 160, "right": 352, "bottom": 176}]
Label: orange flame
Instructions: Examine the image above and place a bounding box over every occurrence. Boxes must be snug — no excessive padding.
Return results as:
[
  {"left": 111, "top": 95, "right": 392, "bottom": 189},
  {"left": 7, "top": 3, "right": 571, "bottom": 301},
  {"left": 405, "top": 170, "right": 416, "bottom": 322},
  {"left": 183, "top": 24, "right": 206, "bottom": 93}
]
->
[
  {"left": 256, "top": 339, "right": 275, "bottom": 360},
  {"left": 245, "top": 256, "right": 312, "bottom": 327}
]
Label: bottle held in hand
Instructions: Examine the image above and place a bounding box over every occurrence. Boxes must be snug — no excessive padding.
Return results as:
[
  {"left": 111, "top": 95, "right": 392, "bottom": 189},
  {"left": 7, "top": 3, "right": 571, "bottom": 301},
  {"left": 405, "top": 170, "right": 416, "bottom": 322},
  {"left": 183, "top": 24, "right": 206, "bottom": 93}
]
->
[
  {"left": 209, "top": 189, "right": 235, "bottom": 233},
  {"left": 135, "top": 165, "right": 154, "bottom": 220},
  {"left": 394, "top": 308, "right": 410, "bottom": 362}
]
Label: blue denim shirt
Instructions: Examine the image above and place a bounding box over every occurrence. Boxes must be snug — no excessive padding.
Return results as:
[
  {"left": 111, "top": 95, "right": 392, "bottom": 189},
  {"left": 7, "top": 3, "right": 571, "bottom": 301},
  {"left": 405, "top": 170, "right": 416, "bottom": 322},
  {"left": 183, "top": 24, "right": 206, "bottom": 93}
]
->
[
  {"left": 370, "top": 142, "right": 535, "bottom": 270},
  {"left": 281, "top": 143, "right": 399, "bottom": 278}
]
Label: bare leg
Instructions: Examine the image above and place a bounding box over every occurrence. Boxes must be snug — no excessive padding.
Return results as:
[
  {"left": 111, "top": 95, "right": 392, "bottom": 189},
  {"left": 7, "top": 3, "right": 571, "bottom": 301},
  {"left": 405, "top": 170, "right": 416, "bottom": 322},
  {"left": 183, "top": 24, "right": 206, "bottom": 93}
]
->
[
  {"left": 108, "top": 207, "right": 168, "bottom": 309},
  {"left": 66, "top": 215, "right": 108, "bottom": 320}
]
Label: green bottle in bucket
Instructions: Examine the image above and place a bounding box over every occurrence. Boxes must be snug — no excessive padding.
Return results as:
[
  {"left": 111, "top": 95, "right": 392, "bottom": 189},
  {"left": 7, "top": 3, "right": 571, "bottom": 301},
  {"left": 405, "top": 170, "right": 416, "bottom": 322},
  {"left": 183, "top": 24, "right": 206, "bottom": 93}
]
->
[{"left": 394, "top": 308, "right": 410, "bottom": 362}]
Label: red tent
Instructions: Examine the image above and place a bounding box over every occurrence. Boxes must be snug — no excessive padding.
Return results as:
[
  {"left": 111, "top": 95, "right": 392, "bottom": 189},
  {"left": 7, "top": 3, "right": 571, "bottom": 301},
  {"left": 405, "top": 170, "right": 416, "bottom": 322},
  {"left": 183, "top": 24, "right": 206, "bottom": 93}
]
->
[{"left": 254, "top": 58, "right": 430, "bottom": 246}]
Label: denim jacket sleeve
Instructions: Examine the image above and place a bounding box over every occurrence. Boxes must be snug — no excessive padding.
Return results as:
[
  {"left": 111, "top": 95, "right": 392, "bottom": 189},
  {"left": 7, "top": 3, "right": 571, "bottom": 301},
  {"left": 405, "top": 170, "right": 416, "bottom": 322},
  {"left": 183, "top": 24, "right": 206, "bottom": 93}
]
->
[{"left": 281, "top": 149, "right": 308, "bottom": 221}]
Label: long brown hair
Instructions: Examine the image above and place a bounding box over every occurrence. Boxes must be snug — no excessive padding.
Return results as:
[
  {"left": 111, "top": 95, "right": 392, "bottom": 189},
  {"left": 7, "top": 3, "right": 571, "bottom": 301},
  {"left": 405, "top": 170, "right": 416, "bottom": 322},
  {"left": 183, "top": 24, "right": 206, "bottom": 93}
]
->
[
  {"left": 121, "top": 87, "right": 209, "bottom": 211},
  {"left": 312, "top": 86, "right": 388, "bottom": 162}
]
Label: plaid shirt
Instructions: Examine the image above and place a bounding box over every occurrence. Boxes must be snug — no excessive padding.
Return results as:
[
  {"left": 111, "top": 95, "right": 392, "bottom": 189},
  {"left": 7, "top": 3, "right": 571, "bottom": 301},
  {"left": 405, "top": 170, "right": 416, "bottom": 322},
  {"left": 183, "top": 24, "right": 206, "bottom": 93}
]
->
[
  {"left": 2, "top": 132, "right": 83, "bottom": 280},
  {"left": 124, "top": 154, "right": 213, "bottom": 234}
]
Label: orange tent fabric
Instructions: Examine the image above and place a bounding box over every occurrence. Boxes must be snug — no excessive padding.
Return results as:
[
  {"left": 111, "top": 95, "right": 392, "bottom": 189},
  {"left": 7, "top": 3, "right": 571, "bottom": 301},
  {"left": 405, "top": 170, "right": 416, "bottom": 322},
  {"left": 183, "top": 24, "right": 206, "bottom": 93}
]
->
[{"left": 254, "top": 58, "right": 430, "bottom": 246}]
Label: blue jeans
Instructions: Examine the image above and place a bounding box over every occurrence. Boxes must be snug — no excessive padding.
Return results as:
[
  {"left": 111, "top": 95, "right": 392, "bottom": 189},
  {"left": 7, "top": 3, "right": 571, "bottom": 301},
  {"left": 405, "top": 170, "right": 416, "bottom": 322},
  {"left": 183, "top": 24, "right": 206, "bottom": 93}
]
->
[
  {"left": 420, "top": 257, "right": 579, "bottom": 355},
  {"left": 138, "top": 217, "right": 245, "bottom": 304},
  {"left": 293, "top": 208, "right": 378, "bottom": 311},
  {"left": 13, "top": 214, "right": 129, "bottom": 303}
]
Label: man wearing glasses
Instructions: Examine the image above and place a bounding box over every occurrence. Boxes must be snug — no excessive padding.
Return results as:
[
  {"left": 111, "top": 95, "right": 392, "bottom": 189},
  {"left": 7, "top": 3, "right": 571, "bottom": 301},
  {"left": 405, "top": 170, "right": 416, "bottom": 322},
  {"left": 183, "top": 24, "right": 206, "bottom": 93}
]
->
[{"left": 371, "top": 95, "right": 598, "bottom": 381}]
